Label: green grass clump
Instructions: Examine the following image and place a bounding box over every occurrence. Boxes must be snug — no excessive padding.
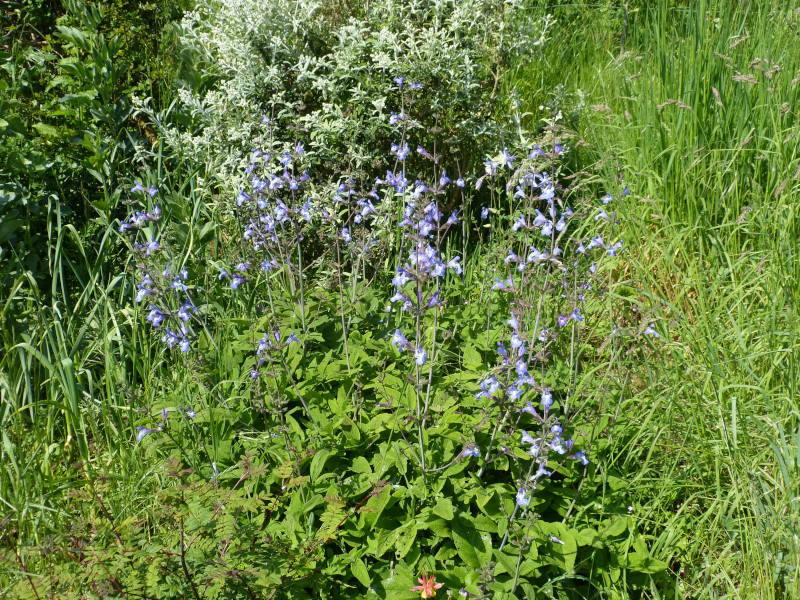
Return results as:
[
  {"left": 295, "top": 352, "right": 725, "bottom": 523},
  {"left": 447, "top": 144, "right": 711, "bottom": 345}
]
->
[{"left": 508, "top": 0, "right": 800, "bottom": 597}]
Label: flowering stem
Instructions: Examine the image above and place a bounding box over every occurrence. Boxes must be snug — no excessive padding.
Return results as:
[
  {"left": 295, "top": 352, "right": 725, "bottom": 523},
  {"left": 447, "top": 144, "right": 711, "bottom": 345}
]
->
[
  {"left": 296, "top": 238, "right": 307, "bottom": 334},
  {"left": 334, "top": 237, "right": 352, "bottom": 372}
]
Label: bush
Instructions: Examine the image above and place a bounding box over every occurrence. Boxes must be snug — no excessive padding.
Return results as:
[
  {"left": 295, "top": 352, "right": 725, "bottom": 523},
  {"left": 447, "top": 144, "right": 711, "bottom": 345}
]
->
[{"left": 155, "top": 0, "right": 553, "bottom": 184}]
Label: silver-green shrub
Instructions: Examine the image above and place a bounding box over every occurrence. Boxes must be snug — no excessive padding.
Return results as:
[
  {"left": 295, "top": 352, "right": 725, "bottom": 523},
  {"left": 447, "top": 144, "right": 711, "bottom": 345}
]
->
[{"left": 152, "top": 0, "right": 552, "bottom": 183}]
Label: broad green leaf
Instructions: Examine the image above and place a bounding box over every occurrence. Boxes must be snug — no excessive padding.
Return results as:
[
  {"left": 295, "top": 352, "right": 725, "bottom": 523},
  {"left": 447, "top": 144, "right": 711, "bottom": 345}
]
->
[{"left": 351, "top": 557, "right": 371, "bottom": 587}]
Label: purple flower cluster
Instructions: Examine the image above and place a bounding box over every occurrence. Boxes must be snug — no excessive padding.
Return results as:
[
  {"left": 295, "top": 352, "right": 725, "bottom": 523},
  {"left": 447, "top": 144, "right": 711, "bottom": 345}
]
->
[
  {"left": 250, "top": 330, "right": 301, "bottom": 379},
  {"left": 121, "top": 181, "right": 200, "bottom": 354}
]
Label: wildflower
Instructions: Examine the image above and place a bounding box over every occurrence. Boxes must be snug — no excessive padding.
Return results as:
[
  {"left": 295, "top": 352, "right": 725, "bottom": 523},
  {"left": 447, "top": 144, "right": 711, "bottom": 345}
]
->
[
  {"left": 185, "top": 408, "right": 196, "bottom": 419},
  {"left": 392, "top": 329, "right": 410, "bottom": 349},
  {"left": 573, "top": 450, "right": 589, "bottom": 465},
  {"left": 177, "top": 300, "right": 195, "bottom": 322},
  {"left": 529, "top": 144, "right": 546, "bottom": 158},
  {"left": 602, "top": 193, "right": 613, "bottom": 204},
  {"left": 507, "top": 313, "right": 519, "bottom": 330},
  {"left": 146, "top": 306, "right": 166, "bottom": 328},
  {"left": 541, "top": 388, "right": 553, "bottom": 412},
  {"left": 480, "top": 207, "right": 489, "bottom": 219},
  {"left": 516, "top": 488, "right": 530, "bottom": 507},
  {"left": 136, "top": 426, "right": 153, "bottom": 442},
  {"left": 462, "top": 446, "right": 480, "bottom": 458},
  {"left": 644, "top": 325, "right": 660, "bottom": 337},
  {"left": 501, "top": 148, "right": 517, "bottom": 169},
  {"left": 497, "top": 341, "right": 508, "bottom": 359},
  {"left": 456, "top": 177, "right": 465, "bottom": 187},
  {"left": 411, "top": 573, "right": 443, "bottom": 598},
  {"left": 415, "top": 346, "right": 428, "bottom": 366},
  {"left": 607, "top": 240, "right": 624, "bottom": 257},
  {"left": 550, "top": 534, "right": 565, "bottom": 544}
]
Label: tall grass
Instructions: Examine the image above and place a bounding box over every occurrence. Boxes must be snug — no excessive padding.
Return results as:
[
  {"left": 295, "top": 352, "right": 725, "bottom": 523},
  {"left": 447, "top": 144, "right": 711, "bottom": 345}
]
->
[{"left": 508, "top": 0, "right": 800, "bottom": 596}]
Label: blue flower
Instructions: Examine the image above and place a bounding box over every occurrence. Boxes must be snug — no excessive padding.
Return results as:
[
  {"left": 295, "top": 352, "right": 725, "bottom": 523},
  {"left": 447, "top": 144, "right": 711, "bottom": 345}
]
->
[
  {"left": 177, "top": 300, "right": 195, "bottom": 322},
  {"left": 186, "top": 408, "right": 196, "bottom": 419},
  {"left": 501, "top": 148, "right": 517, "bottom": 169},
  {"left": 414, "top": 347, "right": 427, "bottom": 366},
  {"left": 516, "top": 488, "right": 530, "bottom": 507},
  {"left": 392, "top": 329, "right": 409, "bottom": 349},
  {"left": 529, "top": 145, "right": 545, "bottom": 158},
  {"left": 146, "top": 306, "right": 166, "bottom": 328},
  {"left": 644, "top": 325, "right": 660, "bottom": 338},
  {"left": 462, "top": 446, "right": 480, "bottom": 458},
  {"left": 541, "top": 388, "right": 553, "bottom": 412},
  {"left": 573, "top": 450, "right": 589, "bottom": 465},
  {"left": 136, "top": 426, "right": 153, "bottom": 442}
]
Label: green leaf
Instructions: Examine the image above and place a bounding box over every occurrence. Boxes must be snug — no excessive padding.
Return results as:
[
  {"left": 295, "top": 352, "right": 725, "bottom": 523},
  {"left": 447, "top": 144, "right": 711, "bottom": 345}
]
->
[
  {"left": 624, "top": 552, "right": 668, "bottom": 574},
  {"left": 432, "top": 497, "right": 454, "bottom": 520},
  {"left": 351, "top": 557, "right": 371, "bottom": 587},
  {"left": 310, "top": 448, "right": 332, "bottom": 482},
  {"left": 395, "top": 522, "right": 417, "bottom": 558},
  {"left": 452, "top": 514, "right": 490, "bottom": 568},
  {"left": 603, "top": 517, "right": 627, "bottom": 537}
]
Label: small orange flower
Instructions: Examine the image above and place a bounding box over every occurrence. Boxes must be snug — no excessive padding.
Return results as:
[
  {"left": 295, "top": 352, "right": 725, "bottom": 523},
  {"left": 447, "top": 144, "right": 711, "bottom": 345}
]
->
[{"left": 411, "top": 572, "right": 444, "bottom": 598}]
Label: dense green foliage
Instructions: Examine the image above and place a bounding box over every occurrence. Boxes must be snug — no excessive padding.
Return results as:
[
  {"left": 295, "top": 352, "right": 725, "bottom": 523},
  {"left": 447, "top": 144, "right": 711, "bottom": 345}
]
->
[{"left": 2, "top": 1, "right": 799, "bottom": 599}]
